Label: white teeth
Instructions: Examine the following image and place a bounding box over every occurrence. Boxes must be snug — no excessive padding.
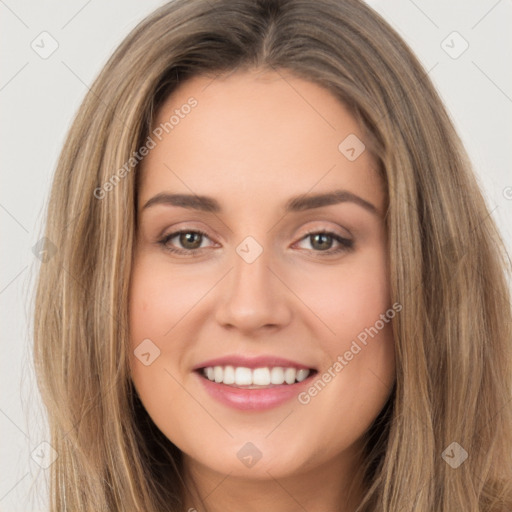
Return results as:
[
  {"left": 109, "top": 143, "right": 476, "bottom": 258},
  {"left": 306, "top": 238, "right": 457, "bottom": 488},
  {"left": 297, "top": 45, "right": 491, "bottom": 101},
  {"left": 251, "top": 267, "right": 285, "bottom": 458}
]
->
[
  {"left": 252, "top": 367, "right": 270, "bottom": 386},
  {"left": 234, "top": 367, "right": 252, "bottom": 386},
  {"left": 284, "top": 368, "right": 296, "bottom": 384},
  {"left": 296, "top": 369, "right": 309, "bottom": 382},
  {"left": 214, "top": 366, "right": 223, "bottom": 383},
  {"left": 223, "top": 365, "right": 235, "bottom": 385},
  {"left": 201, "top": 365, "right": 311, "bottom": 386},
  {"left": 270, "top": 367, "right": 285, "bottom": 384}
]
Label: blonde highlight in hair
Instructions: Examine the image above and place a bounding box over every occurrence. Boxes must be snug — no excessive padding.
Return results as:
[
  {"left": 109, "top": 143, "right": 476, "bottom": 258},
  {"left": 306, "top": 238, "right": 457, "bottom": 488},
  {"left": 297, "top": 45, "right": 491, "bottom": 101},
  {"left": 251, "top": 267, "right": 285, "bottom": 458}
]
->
[{"left": 34, "top": 0, "right": 512, "bottom": 510}]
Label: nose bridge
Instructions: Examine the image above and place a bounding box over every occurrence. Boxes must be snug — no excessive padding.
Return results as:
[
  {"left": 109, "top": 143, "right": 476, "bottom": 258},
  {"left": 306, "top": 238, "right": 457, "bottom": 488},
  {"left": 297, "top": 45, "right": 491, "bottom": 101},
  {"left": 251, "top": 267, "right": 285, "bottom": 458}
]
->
[
  {"left": 233, "top": 240, "right": 272, "bottom": 294},
  {"left": 215, "top": 236, "right": 292, "bottom": 331}
]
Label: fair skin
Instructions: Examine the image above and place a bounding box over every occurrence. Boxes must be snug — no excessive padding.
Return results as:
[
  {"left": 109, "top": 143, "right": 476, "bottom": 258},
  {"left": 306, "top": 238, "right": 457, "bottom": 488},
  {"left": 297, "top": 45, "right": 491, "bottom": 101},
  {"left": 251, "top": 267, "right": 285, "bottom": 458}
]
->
[{"left": 129, "top": 68, "right": 395, "bottom": 512}]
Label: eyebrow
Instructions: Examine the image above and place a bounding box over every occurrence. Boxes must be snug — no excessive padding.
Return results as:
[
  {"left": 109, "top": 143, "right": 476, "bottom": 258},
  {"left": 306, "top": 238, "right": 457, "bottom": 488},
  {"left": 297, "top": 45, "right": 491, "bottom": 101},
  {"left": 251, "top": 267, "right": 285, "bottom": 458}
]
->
[{"left": 141, "top": 189, "right": 379, "bottom": 215}]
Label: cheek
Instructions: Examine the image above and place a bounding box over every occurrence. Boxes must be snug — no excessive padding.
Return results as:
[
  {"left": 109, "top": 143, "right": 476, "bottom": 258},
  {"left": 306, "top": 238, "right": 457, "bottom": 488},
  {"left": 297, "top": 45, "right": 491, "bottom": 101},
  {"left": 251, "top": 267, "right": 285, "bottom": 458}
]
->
[
  {"left": 128, "top": 256, "right": 183, "bottom": 377},
  {"left": 129, "top": 256, "right": 206, "bottom": 344},
  {"left": 296, "top": 248, "right": 392, "bottom": 353},
  {"left": 292, "top": 248, "right": 395, "bottom": 421},
  {"left": 128, "top": 257, "right": 200, "bottom": 440},
  {"left": 127, "top": 243, "right": 396, "bottom": 475}
]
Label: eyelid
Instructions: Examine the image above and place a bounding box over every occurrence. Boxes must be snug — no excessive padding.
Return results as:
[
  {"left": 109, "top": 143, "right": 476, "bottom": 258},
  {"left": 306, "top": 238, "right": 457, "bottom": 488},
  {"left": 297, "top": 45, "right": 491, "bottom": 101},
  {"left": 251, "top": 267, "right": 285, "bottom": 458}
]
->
[
  {"left": 158, "top": 228, "right": 216, "bottom": 254},
  {"left": 157, "top": 224, "right": 354, "bottom": 257},
  {"left": 292, "top": 229, "right": 353, "bottom": 253},
  {"left": 157, "top": 222, "right": 218, "bottom": 245}
]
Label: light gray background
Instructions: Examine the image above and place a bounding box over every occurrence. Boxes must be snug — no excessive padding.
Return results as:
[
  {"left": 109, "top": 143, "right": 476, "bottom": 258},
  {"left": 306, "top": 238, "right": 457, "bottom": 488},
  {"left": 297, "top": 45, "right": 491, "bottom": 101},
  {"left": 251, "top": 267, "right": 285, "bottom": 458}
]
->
[{"left": 1, "top": 0, "right": 511, "bottom": 510}]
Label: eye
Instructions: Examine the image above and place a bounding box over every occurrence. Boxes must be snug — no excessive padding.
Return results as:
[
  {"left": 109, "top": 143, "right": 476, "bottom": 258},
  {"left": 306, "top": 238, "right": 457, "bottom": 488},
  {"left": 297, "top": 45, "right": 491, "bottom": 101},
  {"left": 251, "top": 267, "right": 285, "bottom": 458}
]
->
[
  {"left": 158, "top": 229, "right": 215, "bottom": 255},
  {"left": 295, "top": 230, "right": 354, "bottom": 255},
  {"left": 157, "top": 229, "right": 354, "bottom": 257}
]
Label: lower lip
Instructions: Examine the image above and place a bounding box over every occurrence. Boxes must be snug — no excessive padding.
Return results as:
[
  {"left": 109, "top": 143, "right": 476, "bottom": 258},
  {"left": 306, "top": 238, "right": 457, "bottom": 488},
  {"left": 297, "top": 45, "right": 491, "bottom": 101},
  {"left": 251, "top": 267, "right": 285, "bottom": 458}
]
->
[{"left": 195, "top": 371, "right": 315, "bottom": 411}]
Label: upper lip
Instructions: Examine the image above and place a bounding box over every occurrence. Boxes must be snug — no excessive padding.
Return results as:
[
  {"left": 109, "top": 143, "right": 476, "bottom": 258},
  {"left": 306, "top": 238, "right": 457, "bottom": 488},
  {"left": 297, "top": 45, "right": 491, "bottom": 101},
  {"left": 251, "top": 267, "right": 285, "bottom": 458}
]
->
[{"left": 192, "top": 355, "right": 316, "bottom": 371}]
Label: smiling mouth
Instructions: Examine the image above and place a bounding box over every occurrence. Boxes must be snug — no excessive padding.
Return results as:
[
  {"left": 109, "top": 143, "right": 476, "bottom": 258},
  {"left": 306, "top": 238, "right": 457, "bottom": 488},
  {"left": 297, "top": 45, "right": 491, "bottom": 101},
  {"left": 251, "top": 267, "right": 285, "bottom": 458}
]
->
[{"left": 196, "top": 365, "right": 318, "bottom": 388}]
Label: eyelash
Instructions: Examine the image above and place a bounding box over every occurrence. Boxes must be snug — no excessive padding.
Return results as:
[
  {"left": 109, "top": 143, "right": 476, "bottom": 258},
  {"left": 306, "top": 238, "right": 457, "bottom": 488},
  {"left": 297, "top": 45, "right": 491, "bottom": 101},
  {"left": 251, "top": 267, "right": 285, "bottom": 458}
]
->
[{"left": 157, "top": 229, "right": 354, "bottom": 257}]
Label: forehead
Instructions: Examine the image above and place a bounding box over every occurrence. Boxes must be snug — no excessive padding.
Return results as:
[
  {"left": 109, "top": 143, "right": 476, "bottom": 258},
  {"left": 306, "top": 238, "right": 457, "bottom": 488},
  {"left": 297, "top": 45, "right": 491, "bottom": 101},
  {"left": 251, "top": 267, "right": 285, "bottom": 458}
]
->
[{"left": 139, "top": 69, "right": 384, "bottom": 214}]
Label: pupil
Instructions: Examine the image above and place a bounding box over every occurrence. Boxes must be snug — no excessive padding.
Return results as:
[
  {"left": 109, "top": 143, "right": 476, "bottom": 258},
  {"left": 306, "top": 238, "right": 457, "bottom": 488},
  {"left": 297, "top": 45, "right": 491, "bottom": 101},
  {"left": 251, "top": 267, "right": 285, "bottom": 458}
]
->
[
  {"left": 313, "top": 233, "right": 331, "bottom": 250},
  {"left": 177, "top": 233, "right": 333, "bottom": 251},
  {"left": 181, "top": 232, "right": 201, "bottom": 249}
]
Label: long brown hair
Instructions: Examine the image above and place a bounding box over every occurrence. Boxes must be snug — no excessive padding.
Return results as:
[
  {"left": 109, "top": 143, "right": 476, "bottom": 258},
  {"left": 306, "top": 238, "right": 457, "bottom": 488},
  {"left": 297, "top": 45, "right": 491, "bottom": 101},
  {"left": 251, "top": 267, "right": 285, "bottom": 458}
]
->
[{"left": 33, "top": 0, "right": 512, "bottom": 510}]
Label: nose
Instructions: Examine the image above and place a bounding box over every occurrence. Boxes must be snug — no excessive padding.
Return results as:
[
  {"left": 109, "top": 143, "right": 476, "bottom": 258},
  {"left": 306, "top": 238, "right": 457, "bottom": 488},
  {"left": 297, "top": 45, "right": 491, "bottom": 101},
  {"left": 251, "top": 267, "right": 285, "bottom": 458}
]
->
[{"left": 214, "top": 245, "right": 293, "bottom": 334}]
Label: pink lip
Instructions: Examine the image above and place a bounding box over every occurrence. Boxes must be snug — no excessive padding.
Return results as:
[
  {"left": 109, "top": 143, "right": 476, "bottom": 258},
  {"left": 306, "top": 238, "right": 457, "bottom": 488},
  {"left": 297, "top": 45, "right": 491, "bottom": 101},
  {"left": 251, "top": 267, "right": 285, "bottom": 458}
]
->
[
  {"left": 192, "top": 355, "right": 315, "bottom": 371},
  {"left": 195, "top": 371, "right": 316, "bottom": 411}
]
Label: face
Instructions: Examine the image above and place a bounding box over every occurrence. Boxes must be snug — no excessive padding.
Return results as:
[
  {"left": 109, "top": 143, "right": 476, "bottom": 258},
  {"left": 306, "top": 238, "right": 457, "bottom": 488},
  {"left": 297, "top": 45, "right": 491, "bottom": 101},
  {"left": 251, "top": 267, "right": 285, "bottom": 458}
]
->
[{"left": 129, "top": 68, "right": 395, "bottom": 485}]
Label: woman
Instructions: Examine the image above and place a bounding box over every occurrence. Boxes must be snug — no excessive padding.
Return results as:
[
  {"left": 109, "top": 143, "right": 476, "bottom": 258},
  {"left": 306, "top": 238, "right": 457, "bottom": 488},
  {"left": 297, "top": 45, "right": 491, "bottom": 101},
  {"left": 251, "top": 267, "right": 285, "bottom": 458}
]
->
[{"left": 33, "top": 0, "right": 512, "bottom": 510}]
